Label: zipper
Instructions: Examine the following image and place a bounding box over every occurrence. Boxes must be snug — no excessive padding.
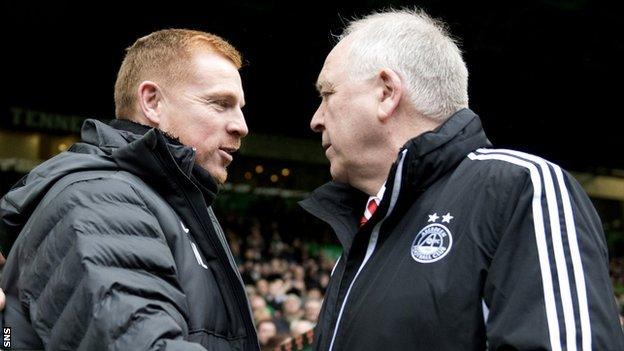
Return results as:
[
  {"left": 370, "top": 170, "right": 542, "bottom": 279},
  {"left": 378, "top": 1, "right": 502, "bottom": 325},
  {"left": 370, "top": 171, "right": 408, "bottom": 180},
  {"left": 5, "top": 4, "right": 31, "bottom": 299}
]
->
[
  {"left": 327, "top": 149, "right": 408, "bottom": 351},
  {"left": 183, "top": 190, "right": 258, "bottom": 349},
  {"left": 207, "top": 208, "right": 243, "bottom": 283},
  {"left": 152, "top": 145, "right": 258, "bottom": 350},
  {"left": 207, "top": 208, "right": 256, "bottom": 320}
]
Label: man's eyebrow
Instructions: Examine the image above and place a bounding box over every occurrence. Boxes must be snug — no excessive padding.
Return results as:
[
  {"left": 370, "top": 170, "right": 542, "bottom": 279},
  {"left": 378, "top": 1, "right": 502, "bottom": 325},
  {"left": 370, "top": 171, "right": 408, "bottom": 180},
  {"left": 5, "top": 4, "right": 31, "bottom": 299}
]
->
[
  {"left": 205, "top": 91, "right": 245, "bottom": 107},
  {"left": 315, "top": 80, "right": 334, "bottom": 92}
]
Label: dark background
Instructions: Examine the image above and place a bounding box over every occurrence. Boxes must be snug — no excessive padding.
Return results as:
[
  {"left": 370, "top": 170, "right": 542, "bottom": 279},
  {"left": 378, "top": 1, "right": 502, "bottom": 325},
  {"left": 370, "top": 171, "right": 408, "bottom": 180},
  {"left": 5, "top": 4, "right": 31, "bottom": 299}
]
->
[{"left": 1, "top": 0, "right": 621, "bottom": 172}]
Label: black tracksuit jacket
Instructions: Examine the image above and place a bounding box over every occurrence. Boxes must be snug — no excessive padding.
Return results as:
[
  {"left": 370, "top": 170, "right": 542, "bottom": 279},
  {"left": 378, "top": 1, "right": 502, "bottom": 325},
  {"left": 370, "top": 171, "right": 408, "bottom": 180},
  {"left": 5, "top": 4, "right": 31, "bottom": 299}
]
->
[
  {"left": 0, "top": 119, "right": 259, "bottom": 350},
  {"left": 300, "top": 109, "right": 624, "bottom": 350}
]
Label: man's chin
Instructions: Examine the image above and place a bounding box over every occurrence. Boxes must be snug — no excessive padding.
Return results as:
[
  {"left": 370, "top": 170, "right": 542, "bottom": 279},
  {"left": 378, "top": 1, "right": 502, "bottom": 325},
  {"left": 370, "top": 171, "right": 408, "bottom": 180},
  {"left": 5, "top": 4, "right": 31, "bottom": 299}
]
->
[
  {"left": 329, "top": 165, "right": 346, "bottom": 183},
  {"left": 198, "top": 163, "right": 228, "bottom": 184},
  {"left": 215, "top": 174, "right": 227, "bottom": 184},
  {"left": 211, "top": 169, "right": 228, "bottom": 184}
]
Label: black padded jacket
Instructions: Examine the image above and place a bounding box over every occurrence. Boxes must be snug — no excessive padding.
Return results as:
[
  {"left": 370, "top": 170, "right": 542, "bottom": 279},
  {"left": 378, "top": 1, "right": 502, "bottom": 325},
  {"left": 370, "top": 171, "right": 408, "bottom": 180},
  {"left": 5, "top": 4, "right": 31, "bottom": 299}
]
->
[{"left": 0, "top": 119, "right": 259, "bottom": 351}]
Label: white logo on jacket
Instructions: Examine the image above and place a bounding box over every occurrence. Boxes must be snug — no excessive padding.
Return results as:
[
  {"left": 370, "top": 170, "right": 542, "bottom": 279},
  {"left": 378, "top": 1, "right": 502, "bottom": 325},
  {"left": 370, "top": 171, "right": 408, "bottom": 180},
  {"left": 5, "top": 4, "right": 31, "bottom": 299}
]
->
[
  {"left": 181, "top": 221, "right": 190, "bottom": 233},
  {"left": 411, "top": 213, "right": 453, "bottom": 263},
  {"left": 181, "top": 221, "right": 208, "bottom": 270}
]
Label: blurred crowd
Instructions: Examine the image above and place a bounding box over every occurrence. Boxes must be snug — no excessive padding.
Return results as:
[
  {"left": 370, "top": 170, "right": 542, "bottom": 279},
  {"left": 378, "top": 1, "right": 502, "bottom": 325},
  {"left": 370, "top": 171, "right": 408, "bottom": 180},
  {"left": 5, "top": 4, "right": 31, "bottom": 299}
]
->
[
  {"left": 219, "top": 206, "right": 338, "bottom": 350},
  {"left": 610, "top": 257, "right": 624, "bottom": 326}
]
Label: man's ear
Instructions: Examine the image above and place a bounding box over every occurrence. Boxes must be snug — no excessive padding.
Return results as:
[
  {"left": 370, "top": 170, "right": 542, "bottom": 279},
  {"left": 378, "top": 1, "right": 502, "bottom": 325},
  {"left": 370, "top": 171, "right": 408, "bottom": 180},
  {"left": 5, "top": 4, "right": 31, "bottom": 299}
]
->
[
  {"left": 137, "top": 81, "right": 164, "bottom": 126},
  {"left": 377, "top": 68, "right": 403, "bottom": 122}
]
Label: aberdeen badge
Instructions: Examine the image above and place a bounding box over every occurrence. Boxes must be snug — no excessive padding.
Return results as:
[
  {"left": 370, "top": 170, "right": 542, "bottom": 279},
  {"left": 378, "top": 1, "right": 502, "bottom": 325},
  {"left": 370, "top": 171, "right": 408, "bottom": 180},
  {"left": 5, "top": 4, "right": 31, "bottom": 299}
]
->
[{"left": 411, "top": 223, "right": 453, "bottom": 263}]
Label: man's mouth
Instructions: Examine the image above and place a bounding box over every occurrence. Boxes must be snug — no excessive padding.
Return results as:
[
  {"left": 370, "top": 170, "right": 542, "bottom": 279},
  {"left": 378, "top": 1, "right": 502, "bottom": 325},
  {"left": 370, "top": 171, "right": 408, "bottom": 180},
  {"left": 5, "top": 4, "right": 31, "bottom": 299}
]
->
[{"left": 218, "top": 147, "right": 238, "bottom": 162}]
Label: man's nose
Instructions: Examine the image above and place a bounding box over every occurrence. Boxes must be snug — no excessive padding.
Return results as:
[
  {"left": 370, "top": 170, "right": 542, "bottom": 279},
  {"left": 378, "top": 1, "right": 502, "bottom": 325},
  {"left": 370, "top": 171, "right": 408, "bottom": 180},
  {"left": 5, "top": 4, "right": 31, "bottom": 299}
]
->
[
  {"left": 310, "top": 106, "right": 324, "bottom": 133},
  {"left": 227, "top": 110, "right": 248, "bottom": 138}
]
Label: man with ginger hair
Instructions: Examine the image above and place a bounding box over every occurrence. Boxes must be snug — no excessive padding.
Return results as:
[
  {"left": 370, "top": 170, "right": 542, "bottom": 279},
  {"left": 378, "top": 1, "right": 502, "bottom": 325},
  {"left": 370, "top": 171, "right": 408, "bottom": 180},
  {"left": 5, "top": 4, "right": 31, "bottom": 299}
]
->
[{"left": 0, "top": 29, "right": 259, "bottom": 350}]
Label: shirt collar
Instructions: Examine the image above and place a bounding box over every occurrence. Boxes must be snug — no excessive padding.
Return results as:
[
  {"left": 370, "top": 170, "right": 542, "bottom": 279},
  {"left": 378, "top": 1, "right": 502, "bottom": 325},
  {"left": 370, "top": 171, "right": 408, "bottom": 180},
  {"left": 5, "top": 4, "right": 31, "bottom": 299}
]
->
[{"left": 366, "top": 182, "right": 386, "bottom": 208}]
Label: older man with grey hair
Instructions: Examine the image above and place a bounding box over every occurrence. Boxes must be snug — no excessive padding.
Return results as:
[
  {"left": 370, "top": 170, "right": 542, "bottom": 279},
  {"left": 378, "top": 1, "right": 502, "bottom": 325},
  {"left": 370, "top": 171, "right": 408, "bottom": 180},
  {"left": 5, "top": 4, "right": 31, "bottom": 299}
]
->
[{"left": 300, "top": 8, "right": 624, "bottom": 350}]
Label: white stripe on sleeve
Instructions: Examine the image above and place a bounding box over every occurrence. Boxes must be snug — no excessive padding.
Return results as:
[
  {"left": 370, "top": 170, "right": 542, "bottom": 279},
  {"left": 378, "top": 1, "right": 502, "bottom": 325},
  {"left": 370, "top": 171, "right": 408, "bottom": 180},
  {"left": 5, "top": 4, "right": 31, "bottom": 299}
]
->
[
  {"left": 468, "top": 151, "right": 562, "bottom": 351},
  {"left": 476, "top": 148, "right": 578, "bottom": 351}
]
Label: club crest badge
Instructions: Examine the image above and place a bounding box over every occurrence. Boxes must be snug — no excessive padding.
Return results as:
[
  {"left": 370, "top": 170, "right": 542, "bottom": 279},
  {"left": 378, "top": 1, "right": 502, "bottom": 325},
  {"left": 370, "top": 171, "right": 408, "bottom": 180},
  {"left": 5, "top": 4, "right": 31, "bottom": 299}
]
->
[{"left": 411, "top": 212, "right": 454, "bottom": 263}]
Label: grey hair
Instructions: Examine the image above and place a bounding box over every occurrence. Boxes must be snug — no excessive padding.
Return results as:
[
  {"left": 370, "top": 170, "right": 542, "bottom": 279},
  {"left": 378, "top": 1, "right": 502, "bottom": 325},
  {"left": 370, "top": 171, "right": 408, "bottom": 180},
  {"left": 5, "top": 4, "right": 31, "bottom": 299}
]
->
[{"left": 340, "top": 8, "right": 469, "bottom": 121}]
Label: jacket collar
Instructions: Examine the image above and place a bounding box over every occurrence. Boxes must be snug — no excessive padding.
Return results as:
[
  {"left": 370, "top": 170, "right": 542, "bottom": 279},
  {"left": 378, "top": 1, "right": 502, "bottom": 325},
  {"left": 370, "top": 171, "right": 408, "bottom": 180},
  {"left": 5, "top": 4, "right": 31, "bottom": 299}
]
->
[
  {"left": 88, "top": 119, "right": 219, "bottom": 205},
  {"left": 300, "top": 108, "right": 491, "bottom": 251},
  {"left": 400, "top": 108, "right": 491, "bottom": 194},
  {"left": 0, "top": 118, "right": 219, "bottom": 257}
]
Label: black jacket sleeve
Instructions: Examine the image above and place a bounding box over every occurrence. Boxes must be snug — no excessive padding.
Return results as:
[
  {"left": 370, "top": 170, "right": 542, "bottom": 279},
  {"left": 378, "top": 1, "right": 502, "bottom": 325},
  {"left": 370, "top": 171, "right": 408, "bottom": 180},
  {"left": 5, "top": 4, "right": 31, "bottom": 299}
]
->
[
  {"left": 17, "top": 177, "right": 206, "bottom": 350},
  {"left": 483, "top": 166, "right": 624, "bottom": 350}
]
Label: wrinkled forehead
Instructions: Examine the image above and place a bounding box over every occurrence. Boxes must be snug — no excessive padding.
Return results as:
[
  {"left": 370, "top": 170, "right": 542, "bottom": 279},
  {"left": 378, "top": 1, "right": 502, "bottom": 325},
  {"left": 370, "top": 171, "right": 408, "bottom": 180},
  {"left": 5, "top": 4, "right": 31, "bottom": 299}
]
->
[{"left": 316, "top": 36, "right": 353, "bottom": 89}]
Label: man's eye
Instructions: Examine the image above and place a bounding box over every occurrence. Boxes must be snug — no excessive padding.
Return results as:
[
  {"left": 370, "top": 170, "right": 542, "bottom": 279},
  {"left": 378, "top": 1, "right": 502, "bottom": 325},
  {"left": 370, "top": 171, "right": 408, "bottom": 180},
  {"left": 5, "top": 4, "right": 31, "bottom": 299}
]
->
[
  {"left": 319, "top": 91, "right": 334, "bottom": 98},
  {"left": 214, "top": 100, "right": 230, "bottom": 108}
]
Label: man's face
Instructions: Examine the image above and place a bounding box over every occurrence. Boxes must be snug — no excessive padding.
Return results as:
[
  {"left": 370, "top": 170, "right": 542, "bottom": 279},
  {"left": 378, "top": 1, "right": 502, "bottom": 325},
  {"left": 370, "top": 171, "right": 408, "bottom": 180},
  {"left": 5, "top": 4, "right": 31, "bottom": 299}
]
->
[
  {"left": 159, "top": 50, "right": 247, "bottom": 184},
  {"left": 257, "top": 321, "right": 277, "bottom": 345},
  {"left": 283, "top": 297, "right": 301, "bottom": 315},
  {"left": 304, "top": 300, "right": 322, "bottom": 323},
  {"left": 310, "top": 38, "right": 379, "bottom": 184}
]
